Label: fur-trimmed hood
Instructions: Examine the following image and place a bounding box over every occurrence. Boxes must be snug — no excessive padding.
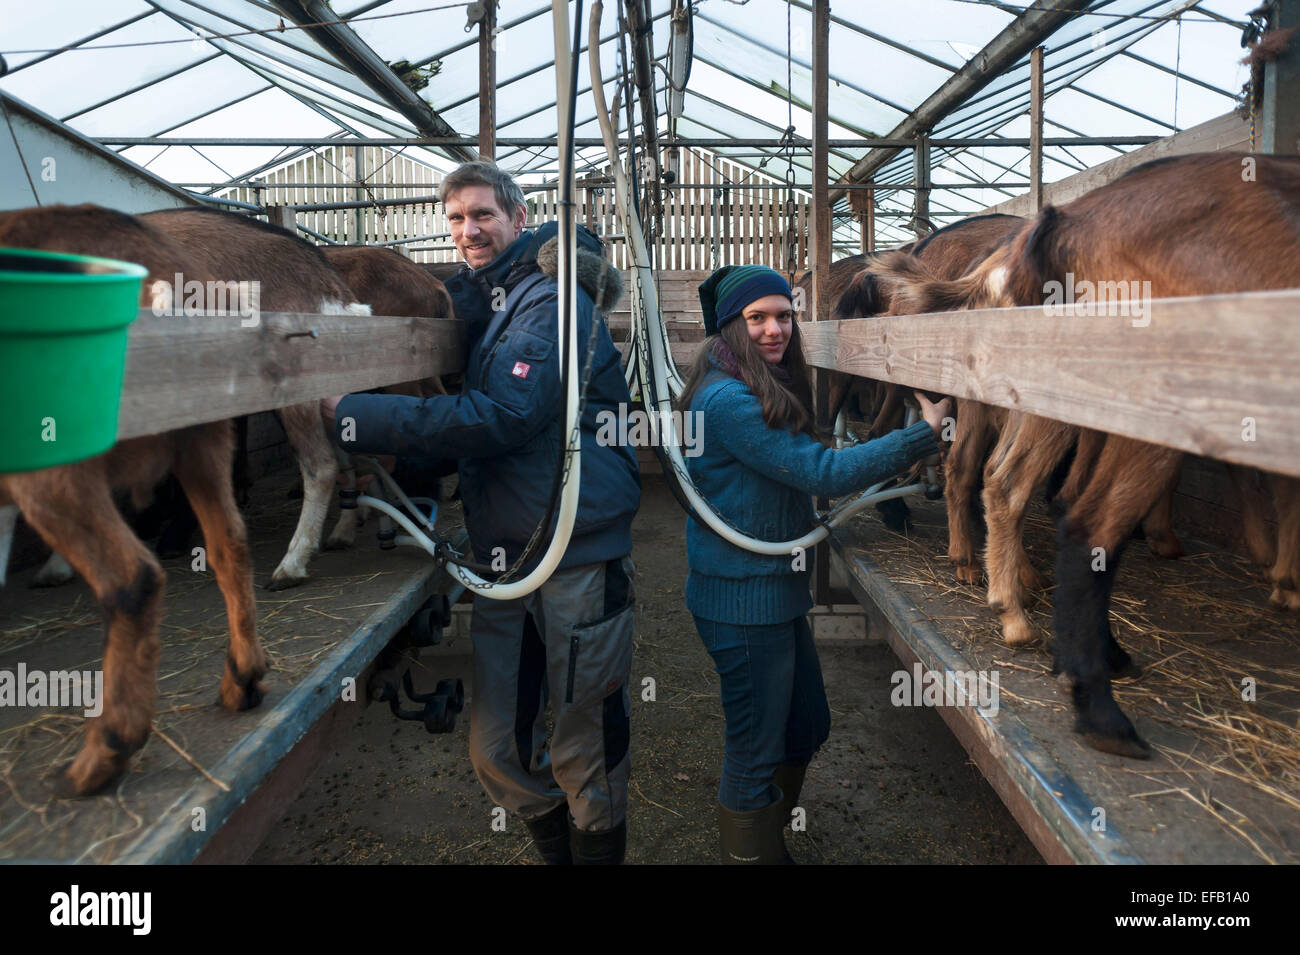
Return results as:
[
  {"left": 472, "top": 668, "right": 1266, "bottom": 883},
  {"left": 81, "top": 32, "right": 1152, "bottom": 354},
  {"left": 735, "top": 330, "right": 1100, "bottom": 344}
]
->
[{"left": 535, "top": 236, "right": 624, "bottom": 313}]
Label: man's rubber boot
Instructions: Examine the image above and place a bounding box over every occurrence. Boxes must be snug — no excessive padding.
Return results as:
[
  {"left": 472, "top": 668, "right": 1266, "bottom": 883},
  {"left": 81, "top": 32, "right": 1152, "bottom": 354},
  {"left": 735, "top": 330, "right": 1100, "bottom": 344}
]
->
[
  {"left": 718, "top": 799, "right": 790, "bottom": 865},
  {"left": 569, "top": 818, "right": 627, "bottom": 865},
  {"left": 524, "top": 804, "right": 572, "bottom": 865}
]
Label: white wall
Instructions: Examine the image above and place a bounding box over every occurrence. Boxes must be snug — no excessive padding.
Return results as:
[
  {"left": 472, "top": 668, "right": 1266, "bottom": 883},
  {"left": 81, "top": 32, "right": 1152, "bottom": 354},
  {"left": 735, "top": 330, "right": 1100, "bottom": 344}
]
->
[{"left": 0, "top": 94, "right": 197, "bottom": 213}]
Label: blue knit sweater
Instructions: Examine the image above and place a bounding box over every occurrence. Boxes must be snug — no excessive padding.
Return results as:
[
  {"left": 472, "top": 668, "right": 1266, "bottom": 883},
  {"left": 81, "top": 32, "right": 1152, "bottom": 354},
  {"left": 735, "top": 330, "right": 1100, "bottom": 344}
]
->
[{"left": 684, "top": 366, "right": 940, "bottom": 625}]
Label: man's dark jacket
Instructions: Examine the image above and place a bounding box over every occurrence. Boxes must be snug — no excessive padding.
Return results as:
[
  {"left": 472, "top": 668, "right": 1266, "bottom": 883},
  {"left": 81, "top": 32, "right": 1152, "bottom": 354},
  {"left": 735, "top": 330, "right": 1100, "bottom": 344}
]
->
[{"left": 334, "top": 224, "right": 640, "bottom": 570}]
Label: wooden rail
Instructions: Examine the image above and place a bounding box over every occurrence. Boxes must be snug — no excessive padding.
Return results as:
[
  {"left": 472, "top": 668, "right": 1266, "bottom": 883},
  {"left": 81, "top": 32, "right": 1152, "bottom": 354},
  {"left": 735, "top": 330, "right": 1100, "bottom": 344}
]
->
[
  {"left": 117, "top": 310, "right": 464, "bottom": 440},
  {"left": 800, "top": 289, "right": 1300, "bottom": 479}
]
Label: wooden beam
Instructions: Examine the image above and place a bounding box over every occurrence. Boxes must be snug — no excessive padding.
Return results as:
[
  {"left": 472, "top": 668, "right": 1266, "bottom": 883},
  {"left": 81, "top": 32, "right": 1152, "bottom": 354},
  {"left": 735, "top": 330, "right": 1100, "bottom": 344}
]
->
[
  {"left": 1028, "top": 46, "right": 1044, "bottom": 213},
  {"left": 799, "top": 290, "right": 1300, "bottom": 478},
  {"left": 117, "top": 311, "right": 464, "bottom": 440},
  {"left": 478, "top": 0, "right": 497, "bottom": 161}
]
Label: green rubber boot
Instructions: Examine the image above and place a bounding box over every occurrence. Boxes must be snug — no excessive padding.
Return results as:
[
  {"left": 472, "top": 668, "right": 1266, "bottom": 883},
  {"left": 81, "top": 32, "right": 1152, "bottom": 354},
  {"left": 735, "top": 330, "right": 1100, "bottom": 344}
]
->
[{"left": 718, "top": 798, "right": 790, "bottom": 865}]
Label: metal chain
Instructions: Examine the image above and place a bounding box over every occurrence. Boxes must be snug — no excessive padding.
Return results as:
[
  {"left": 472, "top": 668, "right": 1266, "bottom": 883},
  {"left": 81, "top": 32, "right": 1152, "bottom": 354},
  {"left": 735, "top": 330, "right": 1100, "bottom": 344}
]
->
[{"left": 782, "top": 1, "right": 799, "bottom": 279}]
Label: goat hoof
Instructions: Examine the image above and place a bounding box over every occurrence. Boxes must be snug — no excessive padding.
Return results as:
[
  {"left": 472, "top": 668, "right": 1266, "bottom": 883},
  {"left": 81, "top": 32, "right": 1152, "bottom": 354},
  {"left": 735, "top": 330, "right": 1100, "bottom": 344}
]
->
[
  {"left": 51, "top": 765, "right": 99, "bottom": 799},
  {"left": 220, "top": 678, "right": 265, "bottom": 711},
  {"left": 1147, "top": 537, "right": 1185, "bottom": 560},
  {"left": 1268, "top": 585, "right": 1300, "bottom": 611},
  {"left": 1109, "top": 656, "right": 1142, "bottom": 681},
  {"left": 1081, "top": 730, "right": 1152, "bottom": 760},
  {"left": 1000, "top": 615, "right": 1037, "bottom": 647},
  {"left": 264, "top": 573, "right": 307, "bottom": 592},
  {"left": 221, "top": 658, "right": 267, "bottom": 710},
  {"left": 1073, "top": 685, "right": 1150, "bottom": 759},
  {"left": 322, "top": 535, "right": 353, "bottom": 551},
  {"left": 955, "top": 564, "right": 981, "bottom": 585},
  {"left": 55, "top": 753, "right": 125, "bottom": 798}
]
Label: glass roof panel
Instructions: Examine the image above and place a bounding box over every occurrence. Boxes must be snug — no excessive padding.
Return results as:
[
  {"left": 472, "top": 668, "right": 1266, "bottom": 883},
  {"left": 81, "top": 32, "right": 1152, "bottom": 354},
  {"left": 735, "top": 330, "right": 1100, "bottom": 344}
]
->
[
  {"left": 0, "top": 0, "right": 1269, "bottom": 218},
  {"left": 0, "top": 0, "right": 154, "bottom": 70},
  {"left": 150, "top": 0, "right": 383, "bottom": 101},
  {"left": 0, "top": 13, "right": 206, "bottom": 119},
  {"left": 72, "top": 55, "right": 269, "bottom": 137},
  {"left": 689, "top": 16, "right": 905, "bottom": 135},
  {"left": 343, "top": 0, "right": 469, "bottom": 63},
  {"left": 848, "top": 0, "right": 1015, "bottom": 68}
]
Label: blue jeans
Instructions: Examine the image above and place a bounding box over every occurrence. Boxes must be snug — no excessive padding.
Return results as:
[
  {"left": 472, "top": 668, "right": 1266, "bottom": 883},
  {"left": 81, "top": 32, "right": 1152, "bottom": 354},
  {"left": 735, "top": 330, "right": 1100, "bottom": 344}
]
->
[{"left": 693, "top": 614, "right": 832, "bottom": 811}]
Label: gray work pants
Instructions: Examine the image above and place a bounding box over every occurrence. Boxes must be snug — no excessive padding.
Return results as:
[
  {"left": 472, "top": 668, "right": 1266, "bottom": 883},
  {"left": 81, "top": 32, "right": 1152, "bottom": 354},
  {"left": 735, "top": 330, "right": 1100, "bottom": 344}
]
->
[{"left": 468, "top": 556, "right": 635, "bottom": 832}]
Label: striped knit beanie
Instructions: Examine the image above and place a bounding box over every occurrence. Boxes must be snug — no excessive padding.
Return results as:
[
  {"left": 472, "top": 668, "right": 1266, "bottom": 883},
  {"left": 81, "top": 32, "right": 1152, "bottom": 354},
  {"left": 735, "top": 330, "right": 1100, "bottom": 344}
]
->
[{"left": 698, "top": 265, "right": 793, "bottom": 336}]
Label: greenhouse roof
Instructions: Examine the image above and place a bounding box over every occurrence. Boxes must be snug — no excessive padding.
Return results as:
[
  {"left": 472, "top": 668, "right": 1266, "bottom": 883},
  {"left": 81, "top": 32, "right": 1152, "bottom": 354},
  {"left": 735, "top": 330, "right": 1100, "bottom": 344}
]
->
[{"left": 0, "top": 0, "right": 1258, "bottom": 247}]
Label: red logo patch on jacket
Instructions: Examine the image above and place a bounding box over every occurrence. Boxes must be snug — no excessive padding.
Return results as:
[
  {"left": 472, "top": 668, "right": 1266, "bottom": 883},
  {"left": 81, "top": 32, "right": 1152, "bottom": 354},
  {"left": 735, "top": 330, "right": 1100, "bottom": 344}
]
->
[{"left": 512, "top": 361, "right": 531, "bottom": 379}]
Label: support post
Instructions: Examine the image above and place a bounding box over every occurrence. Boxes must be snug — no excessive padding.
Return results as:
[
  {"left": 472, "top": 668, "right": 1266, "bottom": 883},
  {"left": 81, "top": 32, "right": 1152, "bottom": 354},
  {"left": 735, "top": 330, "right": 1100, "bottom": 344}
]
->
[
  {"left": 266, "top": 204, "right": 296, "bottom": 232},
  {"left": 912, "top": 135, "right": 930, "bottom": 238},
  {"left": 351, "top": 145, "right": 363, "bottom": 243},
  {"left": 1029, "top": 46, "right": 1045, "bottom": 211},
  {"left": 1261, "top": 0, "right": 1300, "bottom": 155},
  {"left": 850, "top": 186, "right": 874, "bottom": 254},
  {"left": 811, "top": 0, "right": 834, "bottom": 607},
  {"left": 478, "top": 0, "right": 497, "bottom": 161}
]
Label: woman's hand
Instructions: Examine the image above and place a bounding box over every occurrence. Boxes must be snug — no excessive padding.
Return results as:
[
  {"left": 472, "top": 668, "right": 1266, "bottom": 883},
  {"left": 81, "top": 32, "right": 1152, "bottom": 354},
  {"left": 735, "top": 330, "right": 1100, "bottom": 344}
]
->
[{"left": 914, "top": 391, "right": 954, "bottom": 441}]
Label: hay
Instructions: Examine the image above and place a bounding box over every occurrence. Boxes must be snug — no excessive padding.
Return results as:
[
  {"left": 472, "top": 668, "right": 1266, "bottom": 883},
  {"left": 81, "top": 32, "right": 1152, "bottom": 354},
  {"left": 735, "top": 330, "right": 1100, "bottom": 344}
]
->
[{"left": 844, "top": 494, "right": 1300, "bottom": 860}]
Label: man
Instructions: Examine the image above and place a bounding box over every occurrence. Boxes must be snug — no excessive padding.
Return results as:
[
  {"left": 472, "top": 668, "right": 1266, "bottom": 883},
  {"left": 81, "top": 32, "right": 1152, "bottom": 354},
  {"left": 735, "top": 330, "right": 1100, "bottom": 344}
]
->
[{"left": 322, "top": 162, "right": 640, "bottom": 864}]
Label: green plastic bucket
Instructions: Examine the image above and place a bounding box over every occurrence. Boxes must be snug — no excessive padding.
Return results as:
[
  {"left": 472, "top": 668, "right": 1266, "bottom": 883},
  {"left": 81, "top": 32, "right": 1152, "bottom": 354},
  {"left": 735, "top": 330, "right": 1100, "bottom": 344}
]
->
[{"left": 0, "top": 247, "right": 148, "bottom": 474}]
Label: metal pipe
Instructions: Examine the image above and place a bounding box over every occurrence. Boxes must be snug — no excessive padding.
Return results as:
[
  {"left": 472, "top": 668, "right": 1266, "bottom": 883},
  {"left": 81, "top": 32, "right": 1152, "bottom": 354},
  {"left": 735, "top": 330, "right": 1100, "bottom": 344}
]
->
[
  {"left": 270, "top": 0, "right": 475, "bottom": 162},
  {"left": 288, "top": 194, "right": 441, "bottom": 212},
  {"left": 96, "top": 135, "right": 1162, "bottom": 148},
  {"left": 828, "top": 0, "right": 1096, "bottom": 203},
  {"left": 182, "top": 180, "right": 1033, "bottom": 191}
]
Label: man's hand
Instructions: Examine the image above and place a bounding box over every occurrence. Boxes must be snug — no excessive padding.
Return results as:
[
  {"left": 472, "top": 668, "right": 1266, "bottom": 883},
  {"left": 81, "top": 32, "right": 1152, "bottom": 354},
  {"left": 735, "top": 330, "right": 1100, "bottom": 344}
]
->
[
  {"left": 321, "top": 395, "right": 345, "bottom": 433},
  {"left": 914, "top": 391, "right": 954, "bottom": 441}
]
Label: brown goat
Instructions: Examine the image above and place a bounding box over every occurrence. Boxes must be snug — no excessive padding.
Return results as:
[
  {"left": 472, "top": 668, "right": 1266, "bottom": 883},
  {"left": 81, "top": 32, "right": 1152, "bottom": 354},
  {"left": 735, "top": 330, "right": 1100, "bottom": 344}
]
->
[
  {"left": 796, "top": 216, "right": 1025, "bottom": 536},
  {"left": 140, "top": 208, "right": 372, "bottom": 590},
  {"left": 323, "top": 244, "right": 455, "bottom": 401},
  {"left": 319, "top": 245, "right": 457, "bottom": 544},
  {"left": 0, "top": 204, "right": 265, "bottom": 796},
  {"left": 877, "top": 153, "right": 1300, "bottom": 758}
]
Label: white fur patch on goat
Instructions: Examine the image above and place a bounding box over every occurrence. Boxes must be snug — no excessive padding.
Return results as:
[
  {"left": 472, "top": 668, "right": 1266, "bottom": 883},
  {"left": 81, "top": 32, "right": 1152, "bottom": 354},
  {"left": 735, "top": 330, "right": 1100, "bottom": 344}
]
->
[
  {"left": 318, "top": 299, "right": 372, "bottom": 316},
  {"left": 34, "top": 551, "right": 75, "bottom": 588},
  {"left": 984, "top": 265, "right": 1010, "bottom": 302}
]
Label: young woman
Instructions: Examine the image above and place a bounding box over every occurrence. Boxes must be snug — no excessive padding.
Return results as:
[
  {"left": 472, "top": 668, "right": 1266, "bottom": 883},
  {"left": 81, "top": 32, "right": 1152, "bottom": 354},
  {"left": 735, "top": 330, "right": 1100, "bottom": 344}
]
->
[{"left": 678, "top": 264, "right": 950, "bottom": 864}]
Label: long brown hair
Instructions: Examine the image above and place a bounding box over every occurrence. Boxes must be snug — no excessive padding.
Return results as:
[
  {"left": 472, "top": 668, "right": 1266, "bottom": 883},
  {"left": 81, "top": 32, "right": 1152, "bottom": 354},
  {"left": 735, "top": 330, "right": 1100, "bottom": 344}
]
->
[{"left": 677, "top": 315, "right": 816, "bottom": 435}]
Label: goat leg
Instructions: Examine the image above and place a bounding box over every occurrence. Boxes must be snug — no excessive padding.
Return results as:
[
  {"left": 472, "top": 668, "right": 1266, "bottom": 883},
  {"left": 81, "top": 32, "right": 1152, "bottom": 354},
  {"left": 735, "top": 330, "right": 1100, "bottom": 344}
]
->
[{"left": 6, "top": 467, "right": 164, "bottom": 795}]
